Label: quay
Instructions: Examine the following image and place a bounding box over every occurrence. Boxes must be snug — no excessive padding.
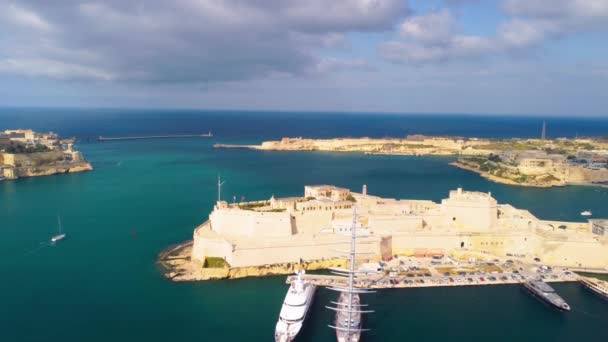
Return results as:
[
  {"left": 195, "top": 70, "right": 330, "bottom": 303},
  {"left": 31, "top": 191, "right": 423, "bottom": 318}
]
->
[
  {"left": 286, "top": 270, "right": 579, "bottom": 289},
  {"left": 98, "top": 133, "right": 212, "bottom": 141}
]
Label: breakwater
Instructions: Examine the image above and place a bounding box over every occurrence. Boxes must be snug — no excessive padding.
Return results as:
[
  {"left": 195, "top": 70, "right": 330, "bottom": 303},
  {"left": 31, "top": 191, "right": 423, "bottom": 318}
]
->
[{"left": 98, "top": 133, "right": 212, "bottom": 141}]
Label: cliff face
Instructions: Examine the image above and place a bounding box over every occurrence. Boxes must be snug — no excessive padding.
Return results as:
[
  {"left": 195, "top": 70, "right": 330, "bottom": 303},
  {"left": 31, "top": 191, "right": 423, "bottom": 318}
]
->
[{"left": 14, "top": 162, "right": 93, "bottom": 178}]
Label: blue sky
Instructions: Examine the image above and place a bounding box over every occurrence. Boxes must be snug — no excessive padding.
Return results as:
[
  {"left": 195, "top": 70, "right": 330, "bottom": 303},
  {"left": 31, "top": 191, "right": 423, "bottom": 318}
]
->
[{"left": 0, "top": 0, "right": 607, "bottom": 116}]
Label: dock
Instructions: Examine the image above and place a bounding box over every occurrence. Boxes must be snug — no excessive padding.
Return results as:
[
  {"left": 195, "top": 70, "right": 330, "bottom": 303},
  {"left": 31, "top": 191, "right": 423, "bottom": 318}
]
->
[
  {"left": 286, "top": 268, "right": 580, "bottom": 289},
  {"left": 98, "top": 133, "right": 212, "bottom": 141}
]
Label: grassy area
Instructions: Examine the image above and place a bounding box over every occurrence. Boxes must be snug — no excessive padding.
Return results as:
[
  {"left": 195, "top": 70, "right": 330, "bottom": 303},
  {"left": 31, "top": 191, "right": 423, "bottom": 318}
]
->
[
  {"left": 435, "top": 265, "right": 503, "bottom": 276},
  {"left": 472, "top": 142, "right": 538, "bottom": 151},
  {"left": 204, "top": 257, "right": 229, "bottom": 268},
  {"left": 3, "top": 143, "right": 51, "bottom": 154},
  {"left": 238, "top": 202, "right": 268, "bottom": 210}
]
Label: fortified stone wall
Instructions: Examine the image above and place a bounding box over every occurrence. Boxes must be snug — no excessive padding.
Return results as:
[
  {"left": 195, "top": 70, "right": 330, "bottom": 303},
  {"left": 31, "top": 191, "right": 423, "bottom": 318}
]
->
[
  {"left": 191, "top": 231, "right": 234, "bottom": 265},
  {"left": 209, "top": 209, "right": 293, "bottom": 238},
  {"left": 1, "top": 151, "right": 64, "bottom": 167},
  {"left": 368, "top": 215, "right": 422, "bottom": 233},
  {"left": 227, "top": 235, "right": 387, "bottom": 267},
  {"left": 291, "top": 209, "right": 334, "bottom": 235},
  {"left": 566, "top": 166, "right": 608, "bottom": 183}
]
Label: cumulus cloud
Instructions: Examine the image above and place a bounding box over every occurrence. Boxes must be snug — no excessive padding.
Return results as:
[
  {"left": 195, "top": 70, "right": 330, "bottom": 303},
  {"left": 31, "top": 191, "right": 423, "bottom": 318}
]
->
[
  {"left": 0, "top": 0, "right": 408, "bottom": 82},
  {"left": 382, "top": 0, "right": 608, "bottom": 64}
]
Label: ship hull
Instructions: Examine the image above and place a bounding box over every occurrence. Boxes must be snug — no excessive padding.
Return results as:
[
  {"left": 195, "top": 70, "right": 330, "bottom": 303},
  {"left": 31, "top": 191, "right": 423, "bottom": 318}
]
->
[
  {"left": 335, "top": 293, "right": 361, "bottom": 342},
  {"left": 275, "top": 283, "right": 316, "bottom": 342},
  {"left": 522, "top": 283, "right": 570, "bottom": 311},
  {"left": 580, "top": 280, "right": 608, "bottom": 301}
]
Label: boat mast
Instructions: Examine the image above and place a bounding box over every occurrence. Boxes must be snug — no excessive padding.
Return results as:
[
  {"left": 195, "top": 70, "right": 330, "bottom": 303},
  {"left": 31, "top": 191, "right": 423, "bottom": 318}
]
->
[
  {"left": 57, "top": 214, "right": 62, "bottom": 234},
  {"left": 346, "top": 207, "right": 357, "bottom": 339},
  {"left": 326, "top": 204, "right": 374, "bottom": 340}
]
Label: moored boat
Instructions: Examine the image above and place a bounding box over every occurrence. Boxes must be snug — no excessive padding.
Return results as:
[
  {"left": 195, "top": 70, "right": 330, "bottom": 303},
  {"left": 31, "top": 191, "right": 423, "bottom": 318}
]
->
[
  {"left": 581, "top": 210, "right": 592, "bottom": 216},
  {"left": 275, "top": 270, "right": 316, "bottom": 342},
  {"left": 579, "top": 276, "right": 608, "bottom": 301},
  {"left": 326, "top": 207, "right": 374, "bottom": 342},
  {"left": 523, "top": 280, "right": 571, "bottom": 311},
  {"left": 334, "top": 292, "right": 362, "bottom": 342}
]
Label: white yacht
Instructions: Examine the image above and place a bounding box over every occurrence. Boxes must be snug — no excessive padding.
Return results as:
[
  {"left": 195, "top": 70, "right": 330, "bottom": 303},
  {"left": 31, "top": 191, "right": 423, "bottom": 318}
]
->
[
  {"left": 51, "top": 215, "right": 66, "bottom": 243},
  {"left": 275, "top": 270, "right": 316, "bottom": 342},
  {"left": 581, "top": 210, "right": 592, "bottom": 216}
]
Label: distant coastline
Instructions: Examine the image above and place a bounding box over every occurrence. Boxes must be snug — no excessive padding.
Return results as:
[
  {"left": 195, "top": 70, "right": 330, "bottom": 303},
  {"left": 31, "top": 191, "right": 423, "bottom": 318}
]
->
[{"left": 216, "top": 135, "right": 608, "bottom": 188}]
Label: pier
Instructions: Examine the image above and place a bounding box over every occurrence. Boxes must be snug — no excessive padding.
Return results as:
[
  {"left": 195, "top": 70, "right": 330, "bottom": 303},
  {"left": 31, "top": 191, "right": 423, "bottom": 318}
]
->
[
  {"left": 286, "top": 267, "right": 580, "bottom": 289},
  {"left": 98, "top": 133, "right": 212, "bottom": 141}
]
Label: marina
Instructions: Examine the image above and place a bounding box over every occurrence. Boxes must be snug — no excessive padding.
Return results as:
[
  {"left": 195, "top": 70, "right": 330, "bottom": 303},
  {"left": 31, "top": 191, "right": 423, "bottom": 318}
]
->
[{"left": 285, "top": 260, "right": 580, "bottom": 290}]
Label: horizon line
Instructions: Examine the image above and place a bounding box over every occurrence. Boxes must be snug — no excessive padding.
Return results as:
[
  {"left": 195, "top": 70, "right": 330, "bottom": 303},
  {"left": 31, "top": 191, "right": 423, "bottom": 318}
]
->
[{"left": 0, "top": 105, "right": 607, "bottom": 119}]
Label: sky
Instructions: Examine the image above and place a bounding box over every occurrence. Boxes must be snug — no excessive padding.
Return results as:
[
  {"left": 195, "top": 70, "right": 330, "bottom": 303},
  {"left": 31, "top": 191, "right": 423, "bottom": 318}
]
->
[{"left": 0, "top": 0, "right": 607, "bottom": 116}]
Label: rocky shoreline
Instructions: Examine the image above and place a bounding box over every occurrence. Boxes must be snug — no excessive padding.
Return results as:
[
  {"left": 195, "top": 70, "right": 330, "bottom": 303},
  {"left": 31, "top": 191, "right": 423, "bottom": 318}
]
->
[
  {"left": 158, "top": 240, "right": 348, "bottom": 282},
  {"left": 449, "top": 162, "right": 557, "bottom": 188},
  {"left": 9, "top": 162, "right": 93, "bottom": 179}
]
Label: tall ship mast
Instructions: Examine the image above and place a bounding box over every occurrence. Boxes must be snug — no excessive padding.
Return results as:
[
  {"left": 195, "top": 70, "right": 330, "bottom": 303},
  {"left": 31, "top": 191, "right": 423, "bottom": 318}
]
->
[{"left": 326, "top": 207, "right": 374, "bottom": 342}]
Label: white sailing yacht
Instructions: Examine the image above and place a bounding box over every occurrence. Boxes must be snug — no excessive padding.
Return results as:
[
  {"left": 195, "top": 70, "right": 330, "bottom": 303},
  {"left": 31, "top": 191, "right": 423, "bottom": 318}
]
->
[
  {"left": 274, "top": 270, "right": 317, "bottom": 342},
  {"left": 326, "top": 207, "right": 374, "bottom": 342},
  {"left": 51, "top": 215, "right": 66, "bottom": 243}
]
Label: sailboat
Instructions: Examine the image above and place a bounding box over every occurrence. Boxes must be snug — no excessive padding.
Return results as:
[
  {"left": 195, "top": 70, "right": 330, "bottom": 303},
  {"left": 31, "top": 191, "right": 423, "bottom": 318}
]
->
[
  {"left": 51, "top": 215, "right": 66, "bottom": 243},
  {"left": 326, "top": 207, "right": 374, "bottom": 342}
]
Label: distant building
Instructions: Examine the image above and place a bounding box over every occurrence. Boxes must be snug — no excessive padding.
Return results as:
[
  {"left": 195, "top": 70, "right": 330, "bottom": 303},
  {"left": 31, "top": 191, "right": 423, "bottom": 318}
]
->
[
  {"left": 304, "top": 185, "right": 351, "bottom": 201},
  {"left": 590, "top": 220, "right": 608, "bottom": 236},
  {"left": 0, "top": 134, "right": 10, "bottom": 148},
  {"left": 441, "top": 188, "right": 498, "bottom": 231}
]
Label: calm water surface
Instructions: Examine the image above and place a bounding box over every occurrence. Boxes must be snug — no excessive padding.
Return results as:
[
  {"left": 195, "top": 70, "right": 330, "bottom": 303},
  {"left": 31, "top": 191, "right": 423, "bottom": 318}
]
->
[{"left": 1, "top": 110, "right": 607, "bottom": 341}]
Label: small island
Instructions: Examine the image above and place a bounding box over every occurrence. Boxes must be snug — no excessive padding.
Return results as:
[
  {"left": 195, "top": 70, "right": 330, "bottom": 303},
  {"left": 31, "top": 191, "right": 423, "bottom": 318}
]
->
[
  {"left": 0, "top": 129, "right": 93, "bottom": 180},
  {"left": 216, "top": 135, "right": 608, "bottom": 187}
]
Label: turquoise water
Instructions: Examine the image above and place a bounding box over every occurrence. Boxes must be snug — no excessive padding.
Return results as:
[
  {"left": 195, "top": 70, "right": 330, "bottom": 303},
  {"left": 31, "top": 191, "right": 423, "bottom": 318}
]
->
[{"left": 2, "top": 111, "right": 608, "bottom": 341}]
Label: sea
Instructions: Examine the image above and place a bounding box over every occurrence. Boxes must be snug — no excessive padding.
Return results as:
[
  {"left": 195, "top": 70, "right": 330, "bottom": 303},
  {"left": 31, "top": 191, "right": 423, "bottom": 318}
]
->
[{"left": 1, "top": 108, "right": 607, "bottom": 342}]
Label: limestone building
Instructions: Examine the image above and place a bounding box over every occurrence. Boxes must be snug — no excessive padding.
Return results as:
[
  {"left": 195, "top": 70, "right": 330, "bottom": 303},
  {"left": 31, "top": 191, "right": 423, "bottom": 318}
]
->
[{"left": 192, "top": 185, "right": 608, "bottom": 270}]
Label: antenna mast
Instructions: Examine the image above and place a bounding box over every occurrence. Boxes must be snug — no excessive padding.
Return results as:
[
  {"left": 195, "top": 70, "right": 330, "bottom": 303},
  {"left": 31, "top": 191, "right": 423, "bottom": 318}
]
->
[
  {"left": 217, "top": 175, "right": 226, "bottom": 202},
  {"left": 541, "top": 120, "right": 546, "bottom": 140}
]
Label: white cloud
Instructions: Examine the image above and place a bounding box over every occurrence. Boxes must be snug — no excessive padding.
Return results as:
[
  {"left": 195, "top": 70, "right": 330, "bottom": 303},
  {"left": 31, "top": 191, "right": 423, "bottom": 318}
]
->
[
  {"left": 313, "top": 57, "right": 373, "bottom": 74},
  {"left": 399, "top": 9, "right": 456, "bottom": 44},
  {"left": 0, "top": 58, "right": 115, "bottom": 80},
  {"left": 0, "top": 0, "right": 408, "bottom": 82},
  {"left": 382, "top": 0, "right": 608, "bottom": 64},
  {"left": 503, "top": 0, "right": 608, "bottom": 19},
  {"left": 4, "top": 3, "right": 53, "bottom": 32}
]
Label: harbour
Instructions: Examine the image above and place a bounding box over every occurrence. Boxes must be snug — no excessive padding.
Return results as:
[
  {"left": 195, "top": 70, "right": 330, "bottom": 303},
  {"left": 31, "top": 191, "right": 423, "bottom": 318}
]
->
[{"left": 2, "top": 110, "right": 608, "bottom": 342}]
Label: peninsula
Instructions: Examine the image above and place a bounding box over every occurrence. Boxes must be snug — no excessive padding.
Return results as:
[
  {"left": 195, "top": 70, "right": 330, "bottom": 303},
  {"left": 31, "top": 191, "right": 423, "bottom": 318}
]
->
[
  {"left": 215, "top": 136, "right": 608, "bottom": 187},
  {"left": 0, "top": 129, "right": 93, "bottom": 180},
  {"left": 160, "top": 184, "right": 608, "bottom": 281}
]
